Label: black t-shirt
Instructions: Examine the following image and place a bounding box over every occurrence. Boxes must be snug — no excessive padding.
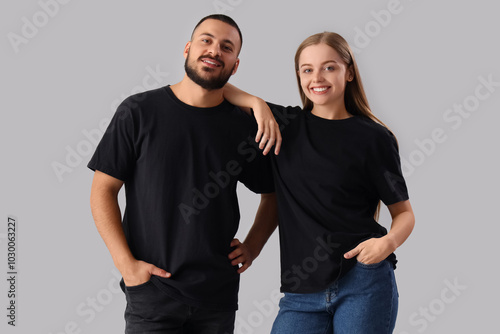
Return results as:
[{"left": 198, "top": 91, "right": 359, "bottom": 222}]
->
[
  {"left": 88, "top": 86, "right": 274, "bottom": 311},
  {"left": 268, "top": 103, "right": 409, "bottom": 293}
]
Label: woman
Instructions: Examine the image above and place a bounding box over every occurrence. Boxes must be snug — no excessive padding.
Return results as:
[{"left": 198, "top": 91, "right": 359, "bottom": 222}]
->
[{"left": 225, "top": 32, "right": 415, "bottom": 333}]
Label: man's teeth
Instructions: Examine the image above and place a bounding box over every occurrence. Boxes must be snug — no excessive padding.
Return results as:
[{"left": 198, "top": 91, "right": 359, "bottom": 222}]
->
[
  {"left": 203, "top": 60, "right": 219, "bottom": 66},
  {"left": 312, "top": 87, "right": 328, "bottom": 92}
]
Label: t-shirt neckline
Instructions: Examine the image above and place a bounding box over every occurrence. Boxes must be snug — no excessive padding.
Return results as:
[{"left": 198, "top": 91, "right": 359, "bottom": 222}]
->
[
  {"left": 163, "top": 85, "right": 232, "bottom": 114},
  {"left": 305, "top": 109, "right": 357, "bottom": 124}
]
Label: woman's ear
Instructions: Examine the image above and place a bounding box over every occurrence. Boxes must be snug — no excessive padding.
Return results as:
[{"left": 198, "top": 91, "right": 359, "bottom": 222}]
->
[{"left": 346, "top": 65, "right": 354, "bottom": 82}]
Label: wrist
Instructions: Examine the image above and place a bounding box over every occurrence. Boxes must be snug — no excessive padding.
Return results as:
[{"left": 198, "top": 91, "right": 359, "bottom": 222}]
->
[
  {"left": 243, "top": 239, "right": 262, "bottom": 260},
  {"left": 113, "top": 254, "right": 137, "bottom": 274},
  {"left": 383, "top": 234, "right": 399, "bottom": 253},
  {"left": 251, "top": 96, "right": 266, "bottom": 109}
]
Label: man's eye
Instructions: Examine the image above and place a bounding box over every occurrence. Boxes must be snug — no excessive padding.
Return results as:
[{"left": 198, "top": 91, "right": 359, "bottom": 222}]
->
[
  {"left": 223, "top": 46, "right": 233, "bottom": 52},
  {"left": 202, "top": 39, "right": 209, "bottom": 43}
]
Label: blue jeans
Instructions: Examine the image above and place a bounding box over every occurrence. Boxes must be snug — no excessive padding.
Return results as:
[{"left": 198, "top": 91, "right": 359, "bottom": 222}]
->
[{"left": 271, "top": 260, "right": 398, "bottom": 334}]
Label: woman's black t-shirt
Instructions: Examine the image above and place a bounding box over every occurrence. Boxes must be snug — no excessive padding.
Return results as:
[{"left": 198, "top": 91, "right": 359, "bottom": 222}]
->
[{"left": 268, "top": 103, "right": 409, "bottom": 293}]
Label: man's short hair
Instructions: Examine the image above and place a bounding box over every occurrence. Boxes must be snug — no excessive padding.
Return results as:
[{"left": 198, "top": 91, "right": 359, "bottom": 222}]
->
[{"left": 191, "top": 14, "right": 243, "bottom": 52}]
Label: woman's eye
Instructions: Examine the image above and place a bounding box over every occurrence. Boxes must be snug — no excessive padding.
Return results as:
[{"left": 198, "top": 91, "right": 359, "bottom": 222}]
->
[
  {"left": 303, "top": 69, "right": 312, "bottom": 73},
  {"left": 325, "top": 66, "right": 334, "bottom": 71}
]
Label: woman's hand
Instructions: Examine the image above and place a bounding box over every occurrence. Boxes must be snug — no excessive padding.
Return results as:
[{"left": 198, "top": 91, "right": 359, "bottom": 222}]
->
[
  {"left": 344, "top": 200, "right": 415, "bottom": 264},
  {"left": 223, "top": 83, "right": 282, "bottom": 155},
  {"left": 252, "top": 99, "right": 282, "bottom": 155},
  {"left": 343, "top": 236, "right": 397, "bottom": 265}
]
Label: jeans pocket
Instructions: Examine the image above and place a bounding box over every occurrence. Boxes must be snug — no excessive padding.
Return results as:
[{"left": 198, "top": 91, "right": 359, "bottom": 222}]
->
[
  {"left": 124, "top": 279, "right": 154, "bottom": 292},
  {"left": 123, "top": 278, "right": 162, "bottom": 321},
  {"left": 356, "top": 260, "right": 386, "bottom": 269}
]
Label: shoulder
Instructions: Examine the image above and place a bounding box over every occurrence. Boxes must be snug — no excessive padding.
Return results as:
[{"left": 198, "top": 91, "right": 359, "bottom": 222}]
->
[
  {"left": 121, "top": 86, "right": 168, "bottom": 110},
  {"left": 213, "top": 103, "right": 259, "bottom": 133},
  {"left": 233, "top": 105, "right": 258, "bottom": 127},
  {"left": 352, "top": 116, "right": 397, "bottom": 145},
  {"left": 113, "top": 86, "right": 171, "bottom": 124},
  {"left": 266, "top": 102, "right": 302, "bottom": 116},
  {"left": 266, "top": 102, "right": 303, "bottom": 128}
]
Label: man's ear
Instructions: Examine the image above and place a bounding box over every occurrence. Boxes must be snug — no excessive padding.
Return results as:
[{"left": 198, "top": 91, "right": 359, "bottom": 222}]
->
[
  {"left": 231, "top": 58, "right": 240, "bottom": 75},
  {"left": 183, "top": 42, "right": 191, "bottom": 59}
]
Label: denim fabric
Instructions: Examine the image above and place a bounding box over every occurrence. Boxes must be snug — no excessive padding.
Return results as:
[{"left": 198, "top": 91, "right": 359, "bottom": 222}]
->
[{"left": 271, "top": 260, "right": 398, "bottom": 334}]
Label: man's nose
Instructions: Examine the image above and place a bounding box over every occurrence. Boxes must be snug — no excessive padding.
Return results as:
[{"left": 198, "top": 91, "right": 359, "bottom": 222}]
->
[{"left": 208, "top": 43, "right": 222, "bottom": 56}]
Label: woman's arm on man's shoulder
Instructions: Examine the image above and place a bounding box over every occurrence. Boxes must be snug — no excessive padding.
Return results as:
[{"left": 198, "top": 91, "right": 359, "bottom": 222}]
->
[{"left": 224, "top": 83, "right": 282, "bottom": 155}]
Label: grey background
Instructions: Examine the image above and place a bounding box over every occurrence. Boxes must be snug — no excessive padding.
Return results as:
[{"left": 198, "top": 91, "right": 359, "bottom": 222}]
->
[{"left": 1, "top": 0, "right": 498, "bottom": 333}]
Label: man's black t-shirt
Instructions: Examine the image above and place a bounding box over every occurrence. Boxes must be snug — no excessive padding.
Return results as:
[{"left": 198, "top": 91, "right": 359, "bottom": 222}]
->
[
  {"left": 88, "top": 86, "right": 274, "bottom": 310},
  {"left": 268, "top": 104, "right": 409, "bottom": 293}
]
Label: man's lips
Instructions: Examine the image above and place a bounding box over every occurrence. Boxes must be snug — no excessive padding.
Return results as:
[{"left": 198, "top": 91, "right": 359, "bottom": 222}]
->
[{"left": 200, "top": 57, "right": 222, "bottom": 68}]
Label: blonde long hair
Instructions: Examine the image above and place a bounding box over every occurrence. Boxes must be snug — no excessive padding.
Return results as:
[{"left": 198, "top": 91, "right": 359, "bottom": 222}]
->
[{"left": 294, "top": 32, "right": 388, "bottom": 220}]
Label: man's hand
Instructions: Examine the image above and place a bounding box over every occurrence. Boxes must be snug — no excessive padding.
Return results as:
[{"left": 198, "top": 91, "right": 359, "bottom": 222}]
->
[
  {"left": 253, "top": 99, "right": 282, "bottom": 155},
  {"left": 228, "top": 238, "right": 256, "bottom": 274},
  {"left": 90, "top": 170, "right": 172, "bottom": 287},
  {"left": 120, "top": 259, "right": 171, "bottom": 287},
  {"left": 228, "top": 193, "right": 278, "bottom": 274}
]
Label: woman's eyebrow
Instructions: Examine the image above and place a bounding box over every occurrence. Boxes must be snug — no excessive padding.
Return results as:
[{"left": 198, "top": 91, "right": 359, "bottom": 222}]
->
[{"left": 300, "top": 60, "right": 338, "bottom": 68}]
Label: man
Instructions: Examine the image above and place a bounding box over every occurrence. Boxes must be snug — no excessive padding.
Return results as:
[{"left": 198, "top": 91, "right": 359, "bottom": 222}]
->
[{"left": 88, "top": 14, "right": 279, "bottom": 333}]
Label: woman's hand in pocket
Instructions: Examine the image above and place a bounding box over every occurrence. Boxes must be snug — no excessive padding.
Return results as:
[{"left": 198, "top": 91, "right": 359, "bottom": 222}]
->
[{"left": 343, "top": 236, "right": 397, "bottom": 265}]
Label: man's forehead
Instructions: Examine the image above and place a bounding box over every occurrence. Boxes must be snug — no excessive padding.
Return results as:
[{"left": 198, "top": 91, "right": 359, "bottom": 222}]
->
[{"left": 192, "top": 19, "right": 240, "bottom": 43}]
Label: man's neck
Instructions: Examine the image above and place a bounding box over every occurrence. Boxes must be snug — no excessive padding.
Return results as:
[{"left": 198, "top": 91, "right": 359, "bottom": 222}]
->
[{"left": 170, "top": 75, "right": 225, "bottom": 108}]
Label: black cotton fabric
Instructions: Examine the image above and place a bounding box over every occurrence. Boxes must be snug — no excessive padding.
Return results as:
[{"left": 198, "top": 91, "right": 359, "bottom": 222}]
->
[
  {"left": 88, "top": 86, "right": 274, "bottom": 311},
  {"left": 267, "top": 103, "right": 409, "bottom": 294}
]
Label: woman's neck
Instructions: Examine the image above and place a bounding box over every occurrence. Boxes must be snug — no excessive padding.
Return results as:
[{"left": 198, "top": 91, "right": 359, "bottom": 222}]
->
[{"left": 311, "top": 101, "right": 351, "bottom": 120}]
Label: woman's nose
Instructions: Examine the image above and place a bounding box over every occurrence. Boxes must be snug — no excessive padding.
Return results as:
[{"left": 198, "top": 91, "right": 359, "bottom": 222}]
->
[{"left": 312, "top": 72, "right": 324, "bottom": 82}]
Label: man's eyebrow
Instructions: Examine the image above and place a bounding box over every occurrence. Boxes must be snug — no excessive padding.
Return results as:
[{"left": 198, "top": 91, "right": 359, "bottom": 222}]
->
[
  {"left": 199, "top": 32, "right": 215, "bottom": 39},
  {"left": 199, "top": 33, "right": 236, "bottom": 47}
]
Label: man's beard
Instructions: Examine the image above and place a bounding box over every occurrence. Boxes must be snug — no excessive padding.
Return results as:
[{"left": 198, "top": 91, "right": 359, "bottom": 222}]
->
[{"left": 184, "top": 53, "right": 235, "bottom": 91}]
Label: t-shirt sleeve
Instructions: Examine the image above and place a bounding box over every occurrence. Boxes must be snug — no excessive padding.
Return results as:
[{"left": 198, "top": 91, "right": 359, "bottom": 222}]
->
[
  {"left": 266, "top": 102, "right": 302, "bottom": 130},
  {"left": 87, "top": 97, "right": 138, "bottom": 181},
  {"left": 368, "top": 128, "right": 409, "bottom": 205},
  {"left": 237, "top": 116, "right": 275, "bottom": 194},
  {"left": 237, "top": 102, "right": 302, "bottom": 194},
  {"left": 239, "top": 151, "right": 275, "bottom": 194}
]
